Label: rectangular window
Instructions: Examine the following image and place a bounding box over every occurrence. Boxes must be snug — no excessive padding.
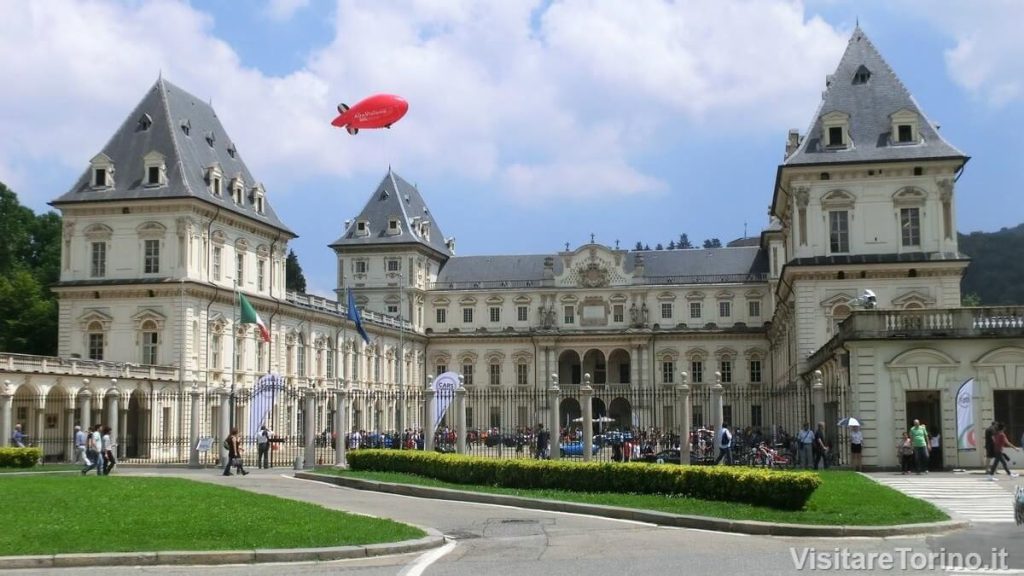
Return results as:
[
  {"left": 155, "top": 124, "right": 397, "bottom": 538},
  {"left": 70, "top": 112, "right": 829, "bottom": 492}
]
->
[
  {"left": 235, "top": 337, "right": 244, "bottom": 372},
  {"left": 462, "top": 364, "right": 473, "bottom": 385},
  {"left": 436, "top": 308, "right": 447, "bottom": 323},
  {"left": 613, "top": 304, "right": 624, "bottom": 323},
  {"left": 749, "top": 360, "right": 762, "bottom": 383},
  {"left": 142, "top": 331, "right": 158, "bottom": 364},
  {"left": 751, "top": 405, "right": 762, "bottom": 428},
  {"left": 748, "top": 300, "right": 761, "bottom": 317},
  {"left": 897, "top": 124, "right": 913, "bottom": 143},
  {"left": 563, "top": 305, "right": 575, "bottom": 324},
  {"left": 257, "top": 260, "right": 265, "bottom": 291},
  {"left": 516, "top": 363, "right": 528, "bottom": 385},
  {"left": 386, "top": 304, "right": 399, "bottom": 315},
  {"left": 723, "top": 405, "right": 733, "bottom": 426},
  {"left": 691, "top": 360, "right": 703, "bottom": 383},
  {"left": 719, "top": 301, "right": 731, "bottom": 318},
  {"left": 489, "top": 364, "right": 500, "bottom": 385},
  {"left": 213, "top": 247, "right": 222, "bottom": 280},
  {"left": 387, "top": 259, "right": 400, "bottom": 272},
  {"left": 490, "top": 307, "right": 501, "bottom": 323},
  {"left": 94, "top": 168, "right": 106, "bottom": 187},
  {"left": 91, "top": 242, "right": 106, "bottom": 277},
  {"left": 720, "top": 360, "right": 732, "bottom": 383},
  {"left": 689, "top": 302, "right": 701, "bottom": 319},
  {"left": 355, "top": 260, "right": 367, "bottom": 274},
  {"left": 148, "top": 166, "right": 160, "bottom": 185},
  {"left": 297, "top": 345, "right": 306, "bottom": 376},
  {"left": 256, "top": 342, "right": 265, "bottom": 373},
  {"left": 828, "top": 126, "right": 843, "bottom": 147},
  {"left": 489, "top": 406, "right": 501, "bottom": 428},
  {"left": 212, "top": 334, "right": 221, "bottom": 369},
  {"left": 829, "top": 210, "right": 849, "bottom": 253},
  {"left": 901, "top": 207, "right": 920, "bottom": 247},
  {"left": 326, "top": 347, "right": 335, "bottom": 378},
  {"left": 661, "top": 361, "right": 674, "bottom": 384},
  {"left": 236, "top": 252, "right": 244, "bottom": 284},
  {"left": 661, "top": 302, "right": 673, "bottom": 319},
  {"left": 462, "top": 308, "right": 473, "bottom": 323},
  {"left": 88, "top": 333, "right": 104, "bottom": 361},
  {"left": 517, "top": 306, "right": 528, "bottom": 322},
  {"left": 435, "top": 364, "right": 447, "bottom": 377}
]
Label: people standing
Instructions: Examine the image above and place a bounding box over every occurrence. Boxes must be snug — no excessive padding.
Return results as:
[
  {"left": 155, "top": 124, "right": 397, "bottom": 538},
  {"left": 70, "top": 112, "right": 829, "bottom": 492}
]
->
[
  {"left": 101, "top": 425, "right": 116, "bottom": 475},
  {"left": 536, "top": 423, "right": 550, "bottom": 459},
  {"left": 986, "top": 422, "right": 1019, "bottom": 480},
  {"left": 929, "top": 431, "right": 942, "bottom": 471},
  {"left": 256, "top": 425, "right": 271, "bottom": 469},
  {"left": 797, "top": 423, "right": 814, "bottom": 469},
  {"left": 813, "top": 422, "right": 828, "bottom": 470},
  {"left": 909, "top": 419, "right": 929, "bottom": 474},
  {"left": 12, "top": 423, "right": 27, "bottom": 447},
  {"left": 73, "top": 425, "right": 90, "bottom": 466},
  {"left": 81, "top": 425, "right": 103, "bottom": 475},
  {"left": 715, "top": 423, "right": 733, "bottom": 465},
  {"left": 849, "top": 424, "right": 863, "bottom": 471},
  {"left": 222, "top": 427, "right": 248, "bottom": 476},
  {"left": 898, "top": 431, "right": 914, "bottom": 474}
]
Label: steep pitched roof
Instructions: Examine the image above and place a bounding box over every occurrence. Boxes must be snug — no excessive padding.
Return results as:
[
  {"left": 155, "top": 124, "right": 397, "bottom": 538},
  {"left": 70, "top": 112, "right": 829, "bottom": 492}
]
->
[
  {"left": 784, "top": 27, "right": 966, "bottom": 166},
  {"left": 51, "top": 78, "right": 294, "bottom": 236},
  {"left": 329, "top": 170, "right": 453, "bottom": 258}
]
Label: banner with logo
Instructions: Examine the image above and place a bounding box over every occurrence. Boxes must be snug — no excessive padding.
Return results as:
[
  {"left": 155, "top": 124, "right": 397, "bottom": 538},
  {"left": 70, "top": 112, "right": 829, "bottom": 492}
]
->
[
  {"left": 430, "top": 372, "right": 460, "bottom": 432},
  {"left": 248, "top": 373, "right": 285, "bottom": 439},
  {"left": 956, "top": 377, "right": 976, "bottom": 451}
]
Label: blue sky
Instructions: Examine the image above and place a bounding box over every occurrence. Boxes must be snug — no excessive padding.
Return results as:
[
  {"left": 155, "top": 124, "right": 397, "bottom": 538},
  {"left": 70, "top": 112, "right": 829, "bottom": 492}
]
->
[{"left": 1, "top": 1, "right": 1022, "bottom": 297}]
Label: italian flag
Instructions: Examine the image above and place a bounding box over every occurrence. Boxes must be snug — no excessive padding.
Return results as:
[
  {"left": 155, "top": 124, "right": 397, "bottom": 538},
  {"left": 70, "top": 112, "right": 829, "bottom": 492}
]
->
[{"left": 239, "top": 293, "right": 270, "bottom": 342}]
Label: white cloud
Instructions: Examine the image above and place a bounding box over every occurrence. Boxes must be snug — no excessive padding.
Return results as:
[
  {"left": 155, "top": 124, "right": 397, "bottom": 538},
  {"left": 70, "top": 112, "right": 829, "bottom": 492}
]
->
[
  {"left": 263, "top": 0, "right": 309, "bottom": 21},
  {"left": 0, "top": 0, "right": 848, "bottom": 209}
]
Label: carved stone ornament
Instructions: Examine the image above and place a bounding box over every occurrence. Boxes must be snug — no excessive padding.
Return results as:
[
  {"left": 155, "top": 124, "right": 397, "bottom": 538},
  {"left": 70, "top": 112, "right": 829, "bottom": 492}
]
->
[{"left": 577, "top": 262, "right": 610, "bottom": 288}]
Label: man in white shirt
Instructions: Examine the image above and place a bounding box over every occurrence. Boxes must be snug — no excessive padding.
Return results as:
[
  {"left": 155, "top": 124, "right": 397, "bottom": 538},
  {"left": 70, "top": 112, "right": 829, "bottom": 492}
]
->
[
  {"left": 73, "top": 425, "right": 90, "bottom": 466},
  {"left": 797, "top": 423, "right": 815, "bottom": 469},
  {"left": 714, "top": 423, "right": 733, "bottom": 465},
  {"left": 256, "top": 425, "right": 271, "bottom": 469}
]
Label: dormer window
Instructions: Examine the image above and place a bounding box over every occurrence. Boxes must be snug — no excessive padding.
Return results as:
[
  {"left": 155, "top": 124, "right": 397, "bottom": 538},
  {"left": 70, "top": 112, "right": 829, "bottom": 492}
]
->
[
  {"left": 230, "top": 177, "right": 244, "bottom": 204},
  {"left": 143, "top": 151, "right": 166, "bottom": 187},
  {"left": 89, "top": 153, "right": 115, "bottom": 190},
  {"left": 852, "top": 65, "right": 871, "bottom": 85},
  {"left": 388, "top": 218, "right": 401, "bottom": 235},
  {"left": 354, "top": 220, "right": 369, "bottom": 237},
  {"left": 890, "top": 109, "right": 920, "bottom": 145},
  {"left": 251, "top": 185, "right": 265, "bottom": 214},
  {"left": 420, "top": 221, "right": 430, "bottom": 241},
  {"left": 821, "top": 111, "right": 850, "bottom": 149},
  {"left": 205, "top": 163, "right": 223, "bottom": 196}
]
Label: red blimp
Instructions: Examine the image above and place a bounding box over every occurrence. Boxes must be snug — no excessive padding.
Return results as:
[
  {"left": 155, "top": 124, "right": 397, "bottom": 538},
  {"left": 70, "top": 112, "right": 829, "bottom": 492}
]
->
[{"left": 331, "top": 94, "right": 409, "bottom": 135}]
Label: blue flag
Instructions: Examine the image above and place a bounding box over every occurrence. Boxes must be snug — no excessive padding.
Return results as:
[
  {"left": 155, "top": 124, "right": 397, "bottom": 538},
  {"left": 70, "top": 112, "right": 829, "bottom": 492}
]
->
[{"left": 346, "top": 287, "right": 370, "bottom": 344}]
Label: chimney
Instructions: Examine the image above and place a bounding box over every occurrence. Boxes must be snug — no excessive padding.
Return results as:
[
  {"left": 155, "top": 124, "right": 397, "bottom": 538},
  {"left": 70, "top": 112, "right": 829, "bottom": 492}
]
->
[
  {"left": 445, "top": 237, "right": 456, "bottom": 254},
  {"left": 543, "top": 256, "right": 555, "bottom": 280},
  {"left": 634, "top": 253, "right": 645, "bottom": 277},
  {"left": 785, "top": 130, "right": 801, "bottom": 157}
]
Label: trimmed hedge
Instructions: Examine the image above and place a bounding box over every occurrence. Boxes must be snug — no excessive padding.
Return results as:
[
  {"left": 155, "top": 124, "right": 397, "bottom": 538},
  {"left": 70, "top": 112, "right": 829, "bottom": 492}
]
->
[
  {"left": 0, "top": 447, "right": 42, "bottom": 468},
  {"left": 347, "top": 450, "right": 821, "bottom": 511}
]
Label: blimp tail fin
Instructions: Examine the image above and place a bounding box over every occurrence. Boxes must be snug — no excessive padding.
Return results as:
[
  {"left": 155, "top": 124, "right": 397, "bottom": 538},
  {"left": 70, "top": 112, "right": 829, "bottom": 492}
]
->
[
  {"left": 346, "top": 126, "right": 359, "bottom": 135},
  {"left": 337, "top": 102, "right": 350, "bottom": 114}
]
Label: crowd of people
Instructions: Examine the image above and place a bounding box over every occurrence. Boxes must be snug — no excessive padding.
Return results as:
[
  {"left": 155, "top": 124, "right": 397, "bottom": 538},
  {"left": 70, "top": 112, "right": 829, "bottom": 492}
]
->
[{"left": 75, "top": 424, "right": 116, "bottom": 476}]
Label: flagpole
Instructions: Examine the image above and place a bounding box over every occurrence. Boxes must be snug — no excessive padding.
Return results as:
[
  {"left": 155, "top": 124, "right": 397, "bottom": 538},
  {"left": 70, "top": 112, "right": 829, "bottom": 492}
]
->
[{"left": 231, "top": 280, "right": 238, "bottom": 431}]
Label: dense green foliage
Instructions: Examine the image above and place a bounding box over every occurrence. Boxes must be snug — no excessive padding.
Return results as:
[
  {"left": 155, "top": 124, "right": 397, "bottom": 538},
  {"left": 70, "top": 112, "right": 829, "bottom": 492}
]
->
[
  {"left": 285, "top": 248, "right": 307, "bottom": 293},
  {"left": 346, "top": 449, "right": 820, "bottom": 510},
  {"left": 0, "top": 184, "right": 59, "bottom": 355},
  {"left": 0, "top": 447, "right": 42, "bottom": 468},
  {"left": 959, "top": 224, "right": 1024, "bottom": 305},
  {"left": 0, "top": 475, "right": 425, "bottom": 556},
  {"left": 319, "top": 468, "right": 947, "bottom": 526}
]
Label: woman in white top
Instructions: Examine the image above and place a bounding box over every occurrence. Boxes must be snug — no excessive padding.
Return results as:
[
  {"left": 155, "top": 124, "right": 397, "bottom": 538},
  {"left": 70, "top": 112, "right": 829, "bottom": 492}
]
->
[
  {"left": 101, "top": 425, "right": 116, "bottom": 475},
  {"left": 849, "top": 425, "right": 863, "bottom": 471}
]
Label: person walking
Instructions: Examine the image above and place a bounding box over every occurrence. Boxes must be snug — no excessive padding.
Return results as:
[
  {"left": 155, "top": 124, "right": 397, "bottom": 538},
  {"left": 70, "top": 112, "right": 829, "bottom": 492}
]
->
[
  {"left": 812, "top": 422, "right": 829, "bottom": 470},
  {"left": 81, "top": 425, "right": 103, "bottom": 475},
  {"left": 256, "top": 424, "right": 271, "bottom": 469},
  {"left": 849, "top": 424, "right": 863, "bottom": 471},
  {"left": 898, "top": 431, "right": 914, "bottom": 474},
  {"left": 535, "top": 423, "right": 550, "bottom": 459},
  {"left": 986, "top": 422, "right": 1019, "bottom": 480},
  {"left": 796, "top": 423, "right": 814, "bottom": 469},
  {"left": 73, "top": 425, "right": 90, "bottom": 466},
  {"left": 222, "top": 427, "right": 248, "bottom": 476},
  {"left": 101, "top": 425, "right": 116, "bottom": 475},
  {"left": 715, "top": 423, "right": 734, "bottom": 465},
  {"left": 909, "top": 419, "right": 929, "bottom": 474}
]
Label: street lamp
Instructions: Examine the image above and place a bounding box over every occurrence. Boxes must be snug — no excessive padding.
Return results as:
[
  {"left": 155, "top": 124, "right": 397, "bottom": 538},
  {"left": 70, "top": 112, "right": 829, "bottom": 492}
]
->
[{"left": 223, "top": 375, "right": 234, "bottom": 429}]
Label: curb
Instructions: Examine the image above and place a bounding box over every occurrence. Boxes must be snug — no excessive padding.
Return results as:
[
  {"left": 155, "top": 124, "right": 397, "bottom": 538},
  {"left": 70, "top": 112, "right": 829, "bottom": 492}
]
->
[
  {"left": 0, "top": 535, "right": 447, "bottom": 570},
  {"left": 295, "top": 472, "right": 968, "bottom": 538}
]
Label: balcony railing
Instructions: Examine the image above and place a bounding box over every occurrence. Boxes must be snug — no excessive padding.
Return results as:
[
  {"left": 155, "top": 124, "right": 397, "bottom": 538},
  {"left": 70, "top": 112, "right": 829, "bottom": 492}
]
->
[
  {"left": 807, "top": 306, "right": 1024, "bottom": 368},
  {"left": 427, "top": 272, "right": 768, "bottom": 291},
  {"left": 285, "top": 291, "right": 413, "bottom": 331},
  {"left": 0, "top": 353, "right": 179, "bottom": 380}
]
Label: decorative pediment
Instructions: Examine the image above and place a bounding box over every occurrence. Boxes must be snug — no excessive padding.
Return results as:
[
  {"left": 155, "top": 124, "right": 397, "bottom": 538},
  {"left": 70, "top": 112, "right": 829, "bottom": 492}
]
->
[
  {"left": 820, "top": 292, "right": 855, "bottom": 308},
  {"left": 556, "top": 244, "right": 631, "bottom": 288},
  {"left": 431, "top": 352, "right": 451, "bottom": 365},
  {"left": 560, "top": 294, "right": 579, "bottom": 303},
  {"left": 256, "top": 244, "right": 270, "bottom": 257},
  {"left": 892, "top": 290, "right": 935, "bottom": 309},
  {"left": 84, "top": 223, "right": 113, "bottom": 241},
  {"left": 136, "top": 221, "right": 166, "bottom": 239},
  {"left": 745, "top": 290, "right": 764, "bottom": 299},
  {"left": 892, "top": 187, "right": 927, "bottom": 206},
  {"left": 208, "top": 312, "right": 227, "bottom": 332},
  {"left": 513, "top": 295, "right": 532, "bottom": 304},
  {"left": 821, "top": 189, "right": 856, "bottom": 209},
  {"left": 656, "top": 291, "right": 676, "bottom": 301},
  {"left": 609, "top": 293, "right": 628, "bottom": 303},
  {"left": 511, "top": 350, "right": 532, "bottom": 363},
  {"left": 887, "top": 347, "right": 957, "bottom": 368},
  {"left": 78, "top": 309, "right": 113, "bottom": 331},
  {"left": 974, "top": 347, "right": 1024, "bottom": 366},
  {"left": 131, "top": 308, "right": 166, "bottom": 330},
  {"left": 384, "top": 295, "right": 400, "bottom": 304},
  {"left": 458, "top": 351, "right": 478, "bottom": 364},
  {"left": 459, "top": 296, "right": 477, "bottom": 305},
  {"left": 686, "top": 347, "right": 708, "bottom": 361},
  {"left": 234, "top": 238, "right": 249, "bottom": 252},
  {"left": 715, "top": 290, "right": 735, "bottom": 300},
  {"left": 744, "top": 347, "right": 766, "bottom": 359},
  {"left": 485, "top": 350, "right": 505, "bottom": 363},
  {"left": 656, "top": 348, "right": 680, "bottom": 361},
  {"left": 432, "top": 297, "right": 451, "bottom": 306},
  {"left": 485, "top": 296, "right": 504, "bottom": 305},
  {"left": 210, "top": 229, "right": 227, "bottom": 245},
  {"left": 686, "top": 291, "right": 705, "bottom": 301},
  {"left": 714, "top": 347, "right": 737, "bottom": 360}
]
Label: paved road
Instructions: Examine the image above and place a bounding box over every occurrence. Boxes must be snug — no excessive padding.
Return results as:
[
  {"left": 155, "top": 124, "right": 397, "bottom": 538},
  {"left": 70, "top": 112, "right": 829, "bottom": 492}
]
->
[{"left": 5, "top": 468, "right": 1021, "bottom": 575}]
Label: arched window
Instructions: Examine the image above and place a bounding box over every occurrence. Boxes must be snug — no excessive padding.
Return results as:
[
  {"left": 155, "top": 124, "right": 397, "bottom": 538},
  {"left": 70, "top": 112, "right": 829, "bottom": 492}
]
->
[
  {"left": 141, "top": 320, "right": 159, "bottom": 364},
  {"left": 296, "top": 333, "right": 306, "bottom": 378},
  {"left": 87, "top": 321, "right": 105, "bottom": 361}
]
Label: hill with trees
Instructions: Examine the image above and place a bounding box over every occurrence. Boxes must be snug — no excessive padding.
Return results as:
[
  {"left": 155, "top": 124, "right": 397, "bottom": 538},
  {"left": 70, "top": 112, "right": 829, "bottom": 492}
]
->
[{"left": 959, "top": 224, "right": 1024, "bottom": 306}]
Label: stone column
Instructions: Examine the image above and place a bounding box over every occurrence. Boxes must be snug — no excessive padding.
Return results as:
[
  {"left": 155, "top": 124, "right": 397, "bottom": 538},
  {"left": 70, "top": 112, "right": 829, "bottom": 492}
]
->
[
  {"left": 118, "top": 404, "right": 128, "bottom": 460},
  {"left": 219, "top": 388, "right": 231, "bottom": 465},
  {"left": 78, "top": 384, "right": 92, "bottom": 431},
  {"left": 811, "top": 370, "right": 825, "bottom": 430},
  {"left": 335, "top": 387, "right": 347, "bottom": 466},
  {"left": 548, "top": 375, "right": 560, "bottom": 461},
  {"left": 0, "top": 380, "right": 12, "bottom": 447},
  {"left": 189, "top": 386, "right": 201, "bottom": 467},
  {"left": 106, "top": 382, "right": 120, "bottom": 454},
  {"left": 455, "top": 380, "right": 467, "bottom": 454},
  {"left": 303, "top": 388, "right": 316, "bottom": 469},
  {"left": 64, "top": 405, "right": 76, "bottom": 462},
  {"left": 677, "top": 371, "right": 691, "bottom": 464},
  {"left": 711, "top": 371, "right": 724, "bottom": 450},
  {"left": 424, "top": 375, "right": 436, "bottom": 452},
  {"left": 581, "top": 373, "right": 594, "bottom": 462}
]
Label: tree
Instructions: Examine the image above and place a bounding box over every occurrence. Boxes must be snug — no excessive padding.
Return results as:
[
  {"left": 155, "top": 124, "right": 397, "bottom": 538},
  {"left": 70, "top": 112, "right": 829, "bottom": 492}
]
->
[
  {"left": 644, "top": 244, "right": 651, "bottom": 251},
  {"left": 703, "top": 238, "right": 722, "bottom": 248},
  {"left": 0, "top": 183, "right": 35, "bottom": 276},
  {"left": 655, "top": 243, "right": 663, "bottom": 250},
  {"left": 677, "top": 233, "right": 692, "bottom": 249},
  {"left": 634, "top": 241, "right": 644, "bottom": 251},
  {"left": 667, "top": 240, "right": 676, "bottom": 250},
  {"left": 285, "top": 249, "right": 308, "bottom": 293},
  {"left": 962, "top": 293, "right": 982, "bottom": 307}
]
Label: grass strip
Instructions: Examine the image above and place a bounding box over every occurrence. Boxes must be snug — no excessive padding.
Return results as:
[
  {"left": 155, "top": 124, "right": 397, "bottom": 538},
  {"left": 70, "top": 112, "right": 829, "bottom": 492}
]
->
[
  {"left": 314, "top": 468, "right": 947, "bottom": 526},
  {"left": 0, "top": 476, "right": 424, "bottom": 556}
]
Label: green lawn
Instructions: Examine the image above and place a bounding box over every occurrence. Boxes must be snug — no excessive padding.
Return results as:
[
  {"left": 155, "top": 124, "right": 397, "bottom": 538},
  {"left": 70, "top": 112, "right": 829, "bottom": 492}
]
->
[
  {"left": 313, "top": 468, "right": 947, "bottom": 526},
  {"left": 0, "top": 476, "right": 424, "bottom": 556}
]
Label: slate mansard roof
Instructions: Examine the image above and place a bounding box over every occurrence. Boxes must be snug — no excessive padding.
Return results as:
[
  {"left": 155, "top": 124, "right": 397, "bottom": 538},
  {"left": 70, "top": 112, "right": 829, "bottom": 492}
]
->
[
  {"left": 52, "top": 78, "right": 294, "bottom": 236},
  {"left": 785, "top": 27, "right": 966, "bottom": 167},
  {"left": 436, "top": 246, "right": 768, "bottom": 286},
  {"left": 330, "top": 170, "right": 453, "bottom": 258}
]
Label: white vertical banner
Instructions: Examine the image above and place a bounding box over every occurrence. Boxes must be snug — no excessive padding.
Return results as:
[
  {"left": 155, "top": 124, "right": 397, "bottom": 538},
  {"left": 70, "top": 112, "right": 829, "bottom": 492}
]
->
[
  {"left": 248, "top": 374, "right": 284, "bottom": 439},
  {"left": 956, "top": 377, "right": 976, "bottom": 451},
  {"left": 431, "top": 372, "right": 459, "bottom": 432}
]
